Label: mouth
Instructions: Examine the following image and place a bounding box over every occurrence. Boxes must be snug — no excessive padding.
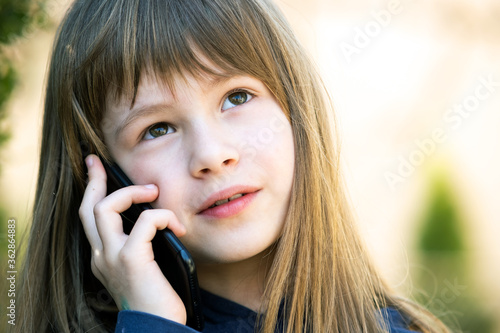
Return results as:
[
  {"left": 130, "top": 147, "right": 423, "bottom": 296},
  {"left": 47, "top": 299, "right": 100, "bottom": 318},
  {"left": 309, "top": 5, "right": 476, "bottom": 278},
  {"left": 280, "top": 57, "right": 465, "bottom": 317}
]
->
[
  {"left": 197, "top": 186, "right": 260, "bottom": 217},
  {"left": 208, "top": 193, "right": 246, "bottom": 208}
]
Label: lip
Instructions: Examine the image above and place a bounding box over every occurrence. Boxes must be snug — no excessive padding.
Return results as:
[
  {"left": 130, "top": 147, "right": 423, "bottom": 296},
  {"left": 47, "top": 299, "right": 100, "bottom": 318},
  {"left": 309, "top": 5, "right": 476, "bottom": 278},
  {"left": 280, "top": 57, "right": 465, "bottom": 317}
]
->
[{"left": 197, "top": 185, "right": 260, "bottom": 218}]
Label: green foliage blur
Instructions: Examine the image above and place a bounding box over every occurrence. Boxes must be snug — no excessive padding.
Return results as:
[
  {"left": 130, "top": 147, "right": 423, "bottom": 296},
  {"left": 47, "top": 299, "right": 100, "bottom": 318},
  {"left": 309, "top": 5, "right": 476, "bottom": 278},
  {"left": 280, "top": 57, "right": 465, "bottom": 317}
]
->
[
  {"left": 0, "top": 0, "right": 51, "bottom": 44},
  {"left": 418, "top": 177, "right": 466, "bottom": 253},
  {"left": 1, "top": 0, "right": 51, "bottom": 149},
  {"left": 0, "top": 1, "right": 50, "bottom": 327},
  {"left": 0, "top": 58, "right": 15, "bottom": 146},
  {"left": 414, "top": 172, "right": 495, "bottom": 332}
]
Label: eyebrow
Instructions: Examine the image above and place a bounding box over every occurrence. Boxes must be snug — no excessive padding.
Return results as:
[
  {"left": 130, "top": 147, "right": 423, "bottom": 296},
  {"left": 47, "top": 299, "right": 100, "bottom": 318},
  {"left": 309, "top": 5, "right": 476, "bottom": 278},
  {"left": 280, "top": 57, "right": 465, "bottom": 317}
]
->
[{"left": 113, "top": 103, "right": 171, "bottom": 140}]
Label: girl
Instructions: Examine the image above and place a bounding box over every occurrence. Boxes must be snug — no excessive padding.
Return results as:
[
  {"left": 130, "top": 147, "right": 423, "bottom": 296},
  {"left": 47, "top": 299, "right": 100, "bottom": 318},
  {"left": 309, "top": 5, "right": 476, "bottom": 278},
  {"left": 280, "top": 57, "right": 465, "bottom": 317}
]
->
[{"left": 15, "top": 0, "right": 451, "bottom": 332}]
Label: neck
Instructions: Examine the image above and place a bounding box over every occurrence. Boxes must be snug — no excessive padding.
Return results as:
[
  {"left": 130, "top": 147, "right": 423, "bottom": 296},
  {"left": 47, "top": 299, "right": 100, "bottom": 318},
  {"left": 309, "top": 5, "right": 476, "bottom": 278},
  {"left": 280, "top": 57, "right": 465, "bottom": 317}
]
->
[{"left": 196, "top": 250, "right": 274, "bottom": 312}]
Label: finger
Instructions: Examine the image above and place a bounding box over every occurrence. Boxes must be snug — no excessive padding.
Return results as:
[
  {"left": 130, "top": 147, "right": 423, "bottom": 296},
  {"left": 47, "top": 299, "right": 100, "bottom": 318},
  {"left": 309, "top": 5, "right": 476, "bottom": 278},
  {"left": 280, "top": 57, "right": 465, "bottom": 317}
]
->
[
  {"left": 93, "top": 184, "right": 160, "bottom": 249},
  {"left": 79, "top": 154, "right": 107, "bottom": 250},
  {"left": 125, "top": 209, "right": 186, "bottom": 251}
]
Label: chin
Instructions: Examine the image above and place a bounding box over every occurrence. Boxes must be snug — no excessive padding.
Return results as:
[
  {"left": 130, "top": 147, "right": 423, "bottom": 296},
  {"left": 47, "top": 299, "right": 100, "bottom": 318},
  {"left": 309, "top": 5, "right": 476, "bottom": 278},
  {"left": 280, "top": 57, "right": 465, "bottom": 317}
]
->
[{"left": 193, "top": 241, "right": 278, "bottom": 266}]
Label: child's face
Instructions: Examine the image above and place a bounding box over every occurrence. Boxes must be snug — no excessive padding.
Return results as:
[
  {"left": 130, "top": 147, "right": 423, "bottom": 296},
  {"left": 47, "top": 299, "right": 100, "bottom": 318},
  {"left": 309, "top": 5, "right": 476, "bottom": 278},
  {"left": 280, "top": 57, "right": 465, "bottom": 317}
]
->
[{"left": 101, "top": 70, "right": 295, "bottom": 266}]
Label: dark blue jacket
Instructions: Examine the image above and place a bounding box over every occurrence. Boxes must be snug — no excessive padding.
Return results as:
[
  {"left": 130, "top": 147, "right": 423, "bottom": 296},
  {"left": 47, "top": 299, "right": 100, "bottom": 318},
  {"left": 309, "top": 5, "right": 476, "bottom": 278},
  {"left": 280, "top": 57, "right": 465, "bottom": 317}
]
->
[{"left": 115, "top": 290, "right": 415, "bottom": 332}]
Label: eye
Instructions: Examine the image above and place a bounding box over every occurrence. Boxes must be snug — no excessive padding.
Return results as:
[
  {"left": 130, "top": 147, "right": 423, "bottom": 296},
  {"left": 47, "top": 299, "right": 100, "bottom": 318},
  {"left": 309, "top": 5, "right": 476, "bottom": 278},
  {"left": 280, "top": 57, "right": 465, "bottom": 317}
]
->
[
  {"left": 222, "top": 90, "right": 253, "bottom": 111},
  {"left": 143, "top": 122, "right": 175, "bottom": 140}
]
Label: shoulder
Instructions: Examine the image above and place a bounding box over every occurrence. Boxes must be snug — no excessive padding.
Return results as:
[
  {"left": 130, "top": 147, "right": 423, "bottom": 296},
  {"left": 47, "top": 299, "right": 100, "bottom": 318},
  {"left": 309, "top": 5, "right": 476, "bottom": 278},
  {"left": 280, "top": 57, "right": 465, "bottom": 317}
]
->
[
  {"left": 382, "top": 308, "right": 420, "bottom": 333},
  {"left": 115, "top": 310, "right": 199, "bottom": 333}
]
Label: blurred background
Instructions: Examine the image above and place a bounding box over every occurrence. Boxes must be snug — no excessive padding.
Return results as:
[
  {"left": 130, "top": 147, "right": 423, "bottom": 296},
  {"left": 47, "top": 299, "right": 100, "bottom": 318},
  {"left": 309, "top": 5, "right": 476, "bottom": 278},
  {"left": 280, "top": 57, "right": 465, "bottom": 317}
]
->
[{"left": 0, "top": 0, "right": 499, "bottom": 331}]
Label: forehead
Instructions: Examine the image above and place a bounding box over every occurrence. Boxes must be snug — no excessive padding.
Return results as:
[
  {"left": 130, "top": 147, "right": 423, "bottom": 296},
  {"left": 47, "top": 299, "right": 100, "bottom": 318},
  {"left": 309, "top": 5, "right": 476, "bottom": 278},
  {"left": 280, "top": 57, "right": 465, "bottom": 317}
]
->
[{"left": 105, "top": 61, "right": 234, "bottom": 112}]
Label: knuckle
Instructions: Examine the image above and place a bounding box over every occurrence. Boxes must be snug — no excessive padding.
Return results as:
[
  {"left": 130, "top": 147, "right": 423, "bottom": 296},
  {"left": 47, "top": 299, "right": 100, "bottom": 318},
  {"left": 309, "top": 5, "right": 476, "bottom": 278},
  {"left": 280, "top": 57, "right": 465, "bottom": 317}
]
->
[
  {"left": 117, "top": 247, "right": 135, "bottom": 267},
  {"left": 138, "top": 209, "right": 160, "bottom": 224},
  {"left": 93, "top": 200, "right": 107, "bottom": 219},
  {"left": 90, "top": 257, "right": 104, "bottom": 279},
  {"left": 138, "top": 209, "right": 154, "bottom": 221},
  {"left": 140, "top": 209, "right": 173, "bottom": 228},
  {"left": 78, "top": 204, "right": 86, "bottom": 220},
  {"left": 163, "top": 209, "right": 176, "bottom": 221}
]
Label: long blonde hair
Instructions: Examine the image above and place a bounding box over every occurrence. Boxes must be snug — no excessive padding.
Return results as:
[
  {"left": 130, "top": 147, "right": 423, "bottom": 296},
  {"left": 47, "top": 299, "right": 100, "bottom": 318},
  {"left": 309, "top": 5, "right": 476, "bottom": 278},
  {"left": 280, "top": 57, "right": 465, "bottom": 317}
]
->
[{"left": 15, "top": 0, "right": 451, "bottom": 332}]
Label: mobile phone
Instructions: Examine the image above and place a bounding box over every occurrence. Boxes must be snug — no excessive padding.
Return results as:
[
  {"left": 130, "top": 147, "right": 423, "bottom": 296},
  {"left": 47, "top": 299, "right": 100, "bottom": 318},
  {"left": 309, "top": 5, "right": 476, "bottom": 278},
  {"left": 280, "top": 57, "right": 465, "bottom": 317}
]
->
[{"left": 101, "top": 158, "right": 204, "bottom": 331}]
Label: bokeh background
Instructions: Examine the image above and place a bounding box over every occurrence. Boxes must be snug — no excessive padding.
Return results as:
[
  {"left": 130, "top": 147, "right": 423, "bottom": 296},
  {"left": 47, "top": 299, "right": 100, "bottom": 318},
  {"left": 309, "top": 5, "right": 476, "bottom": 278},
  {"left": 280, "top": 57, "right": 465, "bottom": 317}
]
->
[{"left": 1, "top": 0, "right": 499, "bottom": 331}]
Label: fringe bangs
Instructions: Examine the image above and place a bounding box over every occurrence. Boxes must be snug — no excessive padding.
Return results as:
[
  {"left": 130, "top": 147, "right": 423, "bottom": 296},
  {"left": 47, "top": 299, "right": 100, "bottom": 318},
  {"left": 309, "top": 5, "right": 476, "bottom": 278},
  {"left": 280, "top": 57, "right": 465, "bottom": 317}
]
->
[{"left": 70, "top": 0, "right": 283, "bottom": 113}]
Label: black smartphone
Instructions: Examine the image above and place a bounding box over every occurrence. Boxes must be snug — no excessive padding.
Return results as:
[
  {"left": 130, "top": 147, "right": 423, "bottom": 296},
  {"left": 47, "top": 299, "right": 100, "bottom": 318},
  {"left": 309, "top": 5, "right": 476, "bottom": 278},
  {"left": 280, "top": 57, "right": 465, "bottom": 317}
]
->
[{"left": 101, "top": 158, "right": 204, "bottom": 331}]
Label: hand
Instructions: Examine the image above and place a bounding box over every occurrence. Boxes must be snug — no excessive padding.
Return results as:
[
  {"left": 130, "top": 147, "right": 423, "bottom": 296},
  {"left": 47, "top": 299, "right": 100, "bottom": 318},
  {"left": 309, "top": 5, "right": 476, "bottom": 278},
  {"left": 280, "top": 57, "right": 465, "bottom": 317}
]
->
[{"left": 79, "top": 154, "right": 187, "bottom": 324}]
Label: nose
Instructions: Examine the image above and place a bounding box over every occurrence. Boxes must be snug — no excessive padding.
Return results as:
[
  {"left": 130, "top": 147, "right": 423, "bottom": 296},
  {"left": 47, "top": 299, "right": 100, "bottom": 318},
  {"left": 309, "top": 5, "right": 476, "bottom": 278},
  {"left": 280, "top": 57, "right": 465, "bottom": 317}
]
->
[{"left": 188, "top": 122, "right": 240, "bottom": 178}]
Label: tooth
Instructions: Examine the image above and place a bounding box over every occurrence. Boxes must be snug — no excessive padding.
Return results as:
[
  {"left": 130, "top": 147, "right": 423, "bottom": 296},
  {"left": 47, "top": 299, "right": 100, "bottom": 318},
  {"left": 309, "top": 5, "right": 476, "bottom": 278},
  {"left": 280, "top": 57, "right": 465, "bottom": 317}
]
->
[
  {"left": 229, "top": 194, "right": 243, "bottom": 201},
  {"left": 215, "top": 198, "right": 229, "bottom": 206},
  {"left": 209, "top": 194, "right": 246, "bottom": 209}
]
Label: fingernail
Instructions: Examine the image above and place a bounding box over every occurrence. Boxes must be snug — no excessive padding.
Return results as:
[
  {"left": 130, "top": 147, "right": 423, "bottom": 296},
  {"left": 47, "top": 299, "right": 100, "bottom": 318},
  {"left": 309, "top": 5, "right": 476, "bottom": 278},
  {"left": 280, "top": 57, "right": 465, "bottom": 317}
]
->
[
  {"left": 144, "top": 184, "right": 156, "bottom": 189},
  {"left": 85, "top": 155, "right": 93, "bottom": 167}
]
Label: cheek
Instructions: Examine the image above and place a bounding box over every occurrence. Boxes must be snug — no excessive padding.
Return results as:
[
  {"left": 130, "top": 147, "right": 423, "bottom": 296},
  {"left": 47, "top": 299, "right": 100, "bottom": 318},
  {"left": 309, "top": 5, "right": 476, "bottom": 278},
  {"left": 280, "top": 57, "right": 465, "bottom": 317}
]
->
[
  {"left": 125, "top": 156, "right": 189, "bottom": 208},
  {"left": 152, "top": 174, "right": 192, "bottom": 216},
  {"left": 257, "top": 116, "right": 295, "bottom": 170},
  {"left": 241, "top": 108, "right": 294, "bottom": 162}
]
